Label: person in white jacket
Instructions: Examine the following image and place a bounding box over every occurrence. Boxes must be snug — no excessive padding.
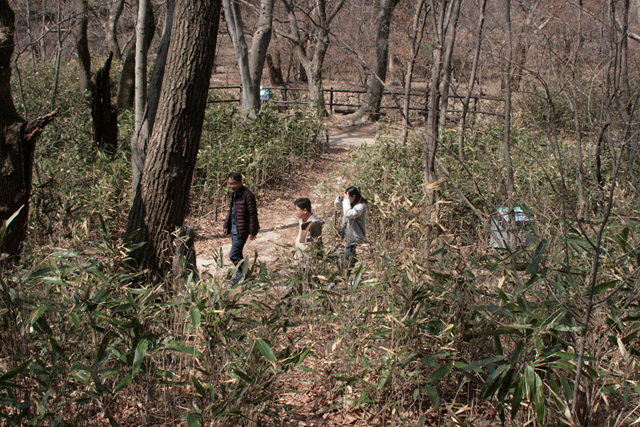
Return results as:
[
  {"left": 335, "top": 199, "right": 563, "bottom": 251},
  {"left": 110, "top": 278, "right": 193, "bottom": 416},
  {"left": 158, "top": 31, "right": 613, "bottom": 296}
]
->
[{"left": 335, "top": 186, "right": 367, "bottom": 272}]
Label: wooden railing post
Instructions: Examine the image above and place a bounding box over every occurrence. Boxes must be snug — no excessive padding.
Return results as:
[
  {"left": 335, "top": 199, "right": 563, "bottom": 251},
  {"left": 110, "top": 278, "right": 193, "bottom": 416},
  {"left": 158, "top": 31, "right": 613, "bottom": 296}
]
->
[{"left": 330, "top": 87, "right": 334, "bottom": 114}]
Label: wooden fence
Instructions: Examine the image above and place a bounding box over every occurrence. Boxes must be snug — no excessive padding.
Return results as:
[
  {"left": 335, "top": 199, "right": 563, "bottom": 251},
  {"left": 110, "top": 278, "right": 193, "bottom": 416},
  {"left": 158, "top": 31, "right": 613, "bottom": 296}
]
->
[{"left": 209, "top": 85, "right": 504, "bottom": 119}]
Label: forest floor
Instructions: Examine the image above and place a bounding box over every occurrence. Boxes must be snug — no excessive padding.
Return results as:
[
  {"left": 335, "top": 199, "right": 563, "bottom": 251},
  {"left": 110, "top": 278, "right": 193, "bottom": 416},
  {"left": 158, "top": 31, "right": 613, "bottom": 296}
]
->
[
  {"left": 186, "top": 118, "right": 401, "bottom": 426},
  {"left": 191, "top": 118, "right": 380, "bottom": 282}
]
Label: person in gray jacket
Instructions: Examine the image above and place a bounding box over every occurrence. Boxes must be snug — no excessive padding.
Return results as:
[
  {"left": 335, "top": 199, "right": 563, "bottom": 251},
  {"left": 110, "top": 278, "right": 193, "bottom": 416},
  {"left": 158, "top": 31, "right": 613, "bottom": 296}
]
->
[{"left": 335, "top": 186, "right": 367, "bottom": 271}]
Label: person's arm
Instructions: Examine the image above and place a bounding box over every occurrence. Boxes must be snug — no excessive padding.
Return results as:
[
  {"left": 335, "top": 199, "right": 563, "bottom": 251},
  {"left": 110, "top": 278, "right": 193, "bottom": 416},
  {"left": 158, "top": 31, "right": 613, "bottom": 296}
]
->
[
  {"left": 223, "top": 197, "right": 232, "bottom": 234},
  {"left": 247, "top": 191, "right": 260, "bottom": 239},
  {"left": 342, "top": 199, "right": 365, "bottom": 219},
  {"left": 334, "top": 195, "right": 343, "bottom": 211}
]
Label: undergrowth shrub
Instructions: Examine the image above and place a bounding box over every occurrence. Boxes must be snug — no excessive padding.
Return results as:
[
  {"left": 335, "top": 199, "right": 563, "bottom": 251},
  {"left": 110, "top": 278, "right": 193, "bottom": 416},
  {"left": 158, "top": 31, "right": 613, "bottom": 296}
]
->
[{"left": 192, "top": 101, "right": 325, "bottom": 217}]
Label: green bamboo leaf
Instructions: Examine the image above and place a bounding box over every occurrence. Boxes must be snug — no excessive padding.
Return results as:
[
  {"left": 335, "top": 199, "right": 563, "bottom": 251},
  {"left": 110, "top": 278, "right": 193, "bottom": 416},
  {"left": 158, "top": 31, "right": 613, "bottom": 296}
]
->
[
  {"left": 481, "top": 364, "right": 509, "bottom": 399},
  {"left": 511, "top": 376, "right": 524, "bottom": 419},
  {"left": 0, "top": 360, "right": 31, "bottom": 384},
  {"left": 424, "top": 384, "right": 439, "bottom": 408},
  {"left": 463, "top": 355, "right": 506, "bottom": 372},
  {"left": 190, "top": 306, "right": 201, "bottom": 329},
  {"left": 187, "top": 412, "right": 200, "bottom": 427},
  {"left": 524, "top": 365, "right": 535, "bottom": 400},
  {"left": 27, "top": 305, "right": 49, "bottom": 327},
  {"left": 192, "top": 376, "right": 208, "bottom": 399},
  {"left": 165, "top": 343, "right": 202, "bottom": 356},
  {"left": 428, "top": 361, "right": 453, "bottom": 383},
  {"left": 132, "top": 339, "right": 148, "bottom": 376},
  {"left": 591, "top": 280, "right": 617, "bottom": 295},
  {"left": 114, "top": 372, "right": 133, "bottom": 392},
  {"left": 0, "top": 206, "right": 24, "bottom": 244},
  {"left": 49, "top": 336, "right": 69, "bottom": 363},
  {"left": 256, "top": 338, "right": 276, "bottom": 363},
  {"left": 535, "top": 373, "right": 545, "bottom": 423},
  {"left": 95, "top": 332, "right": 112, "bottom": 365}
]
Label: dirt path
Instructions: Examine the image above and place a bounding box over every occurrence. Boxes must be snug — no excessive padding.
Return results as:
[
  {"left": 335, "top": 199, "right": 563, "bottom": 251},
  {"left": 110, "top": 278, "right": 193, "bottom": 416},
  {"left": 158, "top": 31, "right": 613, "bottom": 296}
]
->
[{"left": 192, "top": 122, "right": 378, "bottom": 282}]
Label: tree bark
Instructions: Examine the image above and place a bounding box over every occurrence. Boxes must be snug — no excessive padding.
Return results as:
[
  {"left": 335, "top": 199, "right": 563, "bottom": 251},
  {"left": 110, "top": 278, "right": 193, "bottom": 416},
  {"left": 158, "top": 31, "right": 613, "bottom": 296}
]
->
[
  {"left": 223, "top": 0, "right": 275, "bottom": 118},
  {"left": 116, "top": 40, "right": 136, "bottom": 110},
  {"left": 107, "top": 0, "right": 126, "bottom": 60},
  {"left": 126, "top": 0, "right": 221, "bottom": 277},
  {"left": 131, "top": 0, "right": 166, "bottom": 194},
  {"left": 422, "top": 0, "right": 452, "bottom": 258},
  {"left": 265, "top": 52, "right": 284, "bottom": 86},
  {"left": 437, "top": 0, "right": 461, "bottom": 131},
  {"left": 457, "top": 0, "right": 487, "bottom": 160},
  {"left": 401, "top": 0, "right": 428, "bottom": 145},
  {"left": 72, "top": 0, "right": 93, "bottom": 94},
  {"left": 355, "top": 0, "right": 399, "bottom": 122},
  {"left": 0, "top": 0, "right": 55, "bottom": 257},
  {"left": 91, "top": 54, "right": 118, "bottom": 155},
  {"left": 134, "top": 0, "right": 153, "bottom": 136}
]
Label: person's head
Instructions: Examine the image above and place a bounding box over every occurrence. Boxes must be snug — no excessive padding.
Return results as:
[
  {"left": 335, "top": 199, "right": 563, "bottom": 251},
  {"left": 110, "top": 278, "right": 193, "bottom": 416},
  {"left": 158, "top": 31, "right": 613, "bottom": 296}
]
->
[
  {"left": 227, "top": 172, "right": 243, "bottom": 193},
  {"left": 345, "top": 186, "right": 365, "bottom": 206},
  {"left": 294, "top": 197, "right": 313, "bottom": 221}
]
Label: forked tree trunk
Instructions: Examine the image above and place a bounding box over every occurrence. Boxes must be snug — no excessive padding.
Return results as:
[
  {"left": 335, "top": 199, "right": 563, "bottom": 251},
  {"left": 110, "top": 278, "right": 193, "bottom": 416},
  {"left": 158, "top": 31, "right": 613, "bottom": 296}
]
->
[
  {"left": 223, "top": 0, "right": 275, "bottom": 118},
  {"left": 0, "top": 0, "right": 56, "bottom": 257},
  {"left": 126, "top": 0, "right": 221, "bottom": 277},
  {"left": 282, "top": 0, "right": 345, "bottom": 117}
]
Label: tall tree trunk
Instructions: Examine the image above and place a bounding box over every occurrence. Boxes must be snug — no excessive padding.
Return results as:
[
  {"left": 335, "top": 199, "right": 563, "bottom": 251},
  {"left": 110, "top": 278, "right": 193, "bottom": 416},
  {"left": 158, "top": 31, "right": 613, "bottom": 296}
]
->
[
  {"left": 223, "top": 0, "right": 275, "bottom": 118},
  {"left": 126, "top": 0, "right": 221, "bottom": 277},
  {"left": 107, "top": 0, "right": 126, "bottom": 60},
  {"left": 131, "top": 0, "right": 165, "bottom": 194},
  {"left": 0, "top": 0, "right": 55, "bottom": 257},
  {"left": 356, "top": 0, "right": 399, "bottom": 122},
  {"left": 91, "top": 54, "right": 118, "bottom": 155},
  {"left": 422, "top": 0, "right": 447, "bottom": 258},
  {"left": 503, "top": 0, "right": 515, "bottom": 202},
  {"left": 437, "top": 0, "right": 461, "bottom": 131},
  {"left": 265, "top": 52, "right": 284, "bottom": 86},
  {"left": 73, "top": 0, "right": 93, "bottom": 94},
  {"left": 134, "top": 0, "right": 153, "bottom": 136},
  {"left": 457, "top": 0, "right": 487, "bottom": 160},
  {"left": 401, "top": 0, "right": 428, "bottom": 145},
  {"left": 116, "top": 40, "right": 136, "bottom": 110}
]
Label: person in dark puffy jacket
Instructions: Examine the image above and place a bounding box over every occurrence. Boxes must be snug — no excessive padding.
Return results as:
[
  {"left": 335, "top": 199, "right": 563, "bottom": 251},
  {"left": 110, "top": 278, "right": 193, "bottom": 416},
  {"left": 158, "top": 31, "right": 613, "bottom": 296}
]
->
[{"left": 223, "top": 172, "right": 260, "bottom": 284}]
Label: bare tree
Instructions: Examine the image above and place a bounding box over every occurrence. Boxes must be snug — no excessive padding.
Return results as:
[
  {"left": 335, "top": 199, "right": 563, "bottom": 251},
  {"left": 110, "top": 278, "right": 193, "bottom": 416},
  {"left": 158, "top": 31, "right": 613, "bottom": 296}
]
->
[
  {"left": 222, "top": 0, "right": 275, "bottom": 118},
  {"left": 281, "top": 0, "right": 345, "bottom": 116},
  {"left": 126, "top": 0, "right": 221, "bottom": 277}
]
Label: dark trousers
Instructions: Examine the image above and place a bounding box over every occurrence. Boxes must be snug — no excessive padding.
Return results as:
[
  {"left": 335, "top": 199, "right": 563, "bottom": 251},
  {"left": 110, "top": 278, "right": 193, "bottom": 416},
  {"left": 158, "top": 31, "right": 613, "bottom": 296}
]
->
[{"left": 230, "top": 233, "right": 247, "bottom": 280}]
